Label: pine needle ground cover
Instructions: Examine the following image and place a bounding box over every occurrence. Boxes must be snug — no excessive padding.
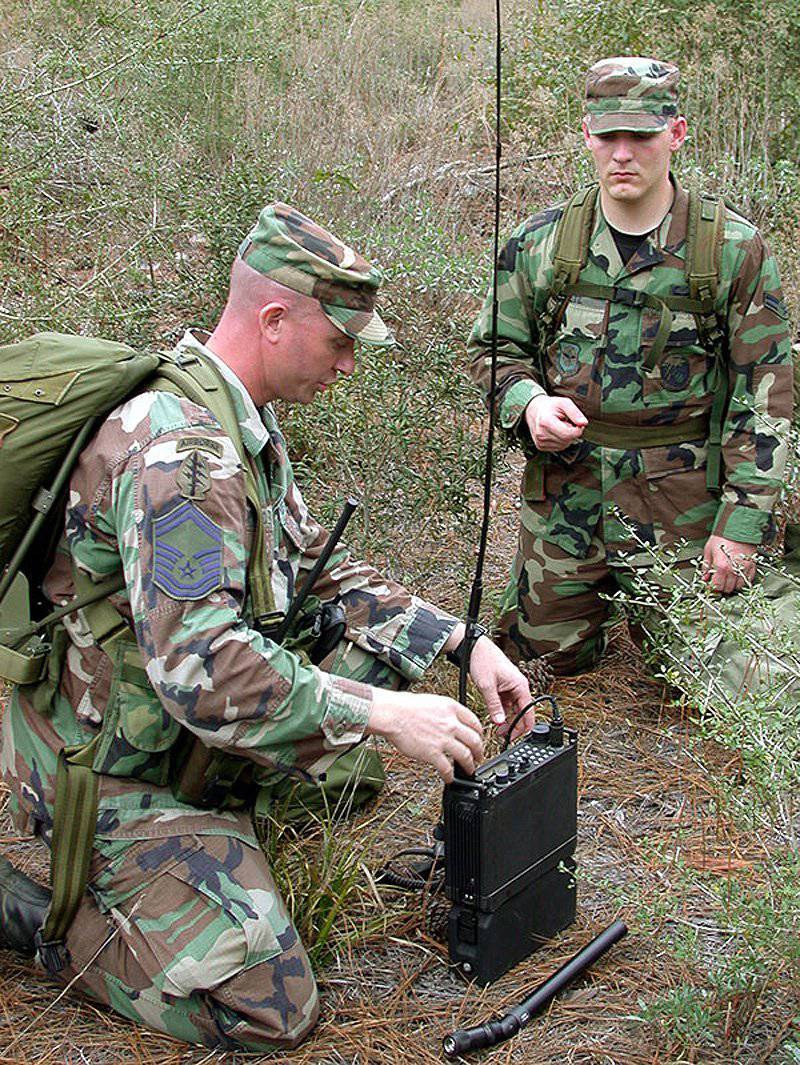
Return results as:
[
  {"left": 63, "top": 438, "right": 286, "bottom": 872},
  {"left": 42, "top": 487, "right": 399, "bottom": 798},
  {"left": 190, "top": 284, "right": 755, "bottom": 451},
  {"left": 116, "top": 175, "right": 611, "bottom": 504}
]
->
[{"left": 1, "top": 1, "right": 798, "bottom": 1061}]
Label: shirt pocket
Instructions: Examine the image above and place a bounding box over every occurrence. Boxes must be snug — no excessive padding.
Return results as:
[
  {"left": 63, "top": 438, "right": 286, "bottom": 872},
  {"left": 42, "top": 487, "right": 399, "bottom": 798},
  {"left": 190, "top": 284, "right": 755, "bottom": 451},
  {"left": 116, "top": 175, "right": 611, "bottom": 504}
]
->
[
  {"left": 546, "top": 295, "right": 606, "bottom": 402},
  {"left": 642, "top": 309, "right": 715, "bottom": 409}
]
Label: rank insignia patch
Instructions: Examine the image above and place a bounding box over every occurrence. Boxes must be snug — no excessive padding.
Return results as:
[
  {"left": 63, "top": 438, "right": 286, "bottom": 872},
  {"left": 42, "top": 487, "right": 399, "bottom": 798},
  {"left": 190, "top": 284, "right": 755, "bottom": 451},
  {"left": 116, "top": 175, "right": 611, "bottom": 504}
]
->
[{"left": 152, "top": 501, "right": 223, "bottom": 600}]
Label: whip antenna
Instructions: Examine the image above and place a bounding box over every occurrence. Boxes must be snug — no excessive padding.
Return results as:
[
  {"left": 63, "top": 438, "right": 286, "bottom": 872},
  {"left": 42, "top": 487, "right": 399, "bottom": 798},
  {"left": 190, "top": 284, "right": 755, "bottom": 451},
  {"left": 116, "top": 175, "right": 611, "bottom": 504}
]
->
[{"left": 458, "top": 0, "right": 503, "bottom": 710}]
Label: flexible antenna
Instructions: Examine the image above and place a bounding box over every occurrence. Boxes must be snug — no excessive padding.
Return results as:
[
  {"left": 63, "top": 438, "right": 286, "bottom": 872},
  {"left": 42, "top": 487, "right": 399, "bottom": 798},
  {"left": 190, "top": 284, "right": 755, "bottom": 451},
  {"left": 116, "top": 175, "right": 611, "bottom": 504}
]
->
[{"left": 458, "top": 0, "right": 503, "bottom": 713}]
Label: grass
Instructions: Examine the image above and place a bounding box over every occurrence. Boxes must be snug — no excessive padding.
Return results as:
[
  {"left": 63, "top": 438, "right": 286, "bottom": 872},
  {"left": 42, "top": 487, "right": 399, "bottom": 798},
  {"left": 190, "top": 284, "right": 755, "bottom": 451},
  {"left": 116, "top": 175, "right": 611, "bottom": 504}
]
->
[{"left": 1, "top": 0, "right": 799, "bottom": 1060}]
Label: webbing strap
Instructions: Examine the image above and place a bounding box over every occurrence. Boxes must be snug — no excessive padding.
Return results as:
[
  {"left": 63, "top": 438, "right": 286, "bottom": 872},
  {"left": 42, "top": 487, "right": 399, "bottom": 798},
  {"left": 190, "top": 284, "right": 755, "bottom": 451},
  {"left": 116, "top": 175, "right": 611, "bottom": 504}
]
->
[
  {"left": 565, "top": 281, "right": 676, "bottom": 371},
  {"left": 552, "top": 185, "right": 598, "bottom": 288},
  {"left": 686, "top": 193, "right": 724, "bottom": 304},
  {"left": 36, "top": 737, "right": 100, "bottom": 972},
  {"left": 565, "top": 280, "right": 708, "bottom": 316},
  {"left": 0, "top": 642, "right": 48, "bottom": 684},
  {"left": 538, "top": 186, "right": 600, "bottom": 378},
  {"left": 687, "top": 194, "right": 726, "bottom": 490},
  {"left": 152, "top": 357, "right": 280, "bottom": 628},
  {"left": 706, "top": 364, "right": 728, "bottom": 491},
  {"left": 72, "top": 566, "right": 130, "bottom": 657},
  {"left": 583, "top": 414, "right": 710, "bottom": 450}
]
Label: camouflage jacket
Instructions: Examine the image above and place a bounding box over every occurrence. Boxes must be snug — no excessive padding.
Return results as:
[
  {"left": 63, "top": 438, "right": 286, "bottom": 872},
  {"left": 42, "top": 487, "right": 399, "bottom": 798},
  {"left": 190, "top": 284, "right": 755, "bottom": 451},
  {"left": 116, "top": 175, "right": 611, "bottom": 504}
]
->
[
  {"left": 2, "top": 330, "right": 456, "bottom": 846},
  {"left": 468, "top": 178, "right": 793, "bottom": 562}
]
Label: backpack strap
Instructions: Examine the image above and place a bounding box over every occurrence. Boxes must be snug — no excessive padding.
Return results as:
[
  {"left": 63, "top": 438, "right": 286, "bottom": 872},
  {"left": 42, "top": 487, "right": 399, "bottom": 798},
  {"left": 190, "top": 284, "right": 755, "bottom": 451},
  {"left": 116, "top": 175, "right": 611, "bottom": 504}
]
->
[
  {"left": 686, "top": 192, "right": 726, "bottom": 357},
  {"left": 538, "top": 185, "right": 599, "bottom": 370},
  {"left": 686, "top": 192, "right": 727, "bottom": 490},
  {"left": 35, "top": 736, "right": 101, "bottom": 973}
]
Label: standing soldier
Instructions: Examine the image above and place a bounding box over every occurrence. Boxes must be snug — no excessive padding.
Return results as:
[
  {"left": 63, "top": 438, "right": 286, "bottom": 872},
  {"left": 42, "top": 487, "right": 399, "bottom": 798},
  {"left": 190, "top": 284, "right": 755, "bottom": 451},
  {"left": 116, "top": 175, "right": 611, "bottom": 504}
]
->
[
  {"left": 468, "top": 57, "right": 793, "bottom": 677},
  {"left": 0, "top": 204, "right": 533, "bottom": 1049}
]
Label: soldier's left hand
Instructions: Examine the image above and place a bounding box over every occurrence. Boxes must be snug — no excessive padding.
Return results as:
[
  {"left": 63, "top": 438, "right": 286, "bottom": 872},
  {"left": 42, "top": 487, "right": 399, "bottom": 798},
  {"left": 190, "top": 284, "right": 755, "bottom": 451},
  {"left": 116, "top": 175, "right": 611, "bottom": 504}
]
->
[
  {"left": 467, "top": 636, "right": 535, "bottom": 740},
  {"left": 702, "top": 534, "right": 757, "bottom": 594}
]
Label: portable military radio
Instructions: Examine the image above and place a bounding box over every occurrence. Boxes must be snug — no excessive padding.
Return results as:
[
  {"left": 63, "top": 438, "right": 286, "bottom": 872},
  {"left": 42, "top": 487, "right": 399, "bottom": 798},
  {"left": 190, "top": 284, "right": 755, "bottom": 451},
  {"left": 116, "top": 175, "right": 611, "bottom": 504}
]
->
[{"left": 442, "top": 702, "right": 578, "bottom": 984}]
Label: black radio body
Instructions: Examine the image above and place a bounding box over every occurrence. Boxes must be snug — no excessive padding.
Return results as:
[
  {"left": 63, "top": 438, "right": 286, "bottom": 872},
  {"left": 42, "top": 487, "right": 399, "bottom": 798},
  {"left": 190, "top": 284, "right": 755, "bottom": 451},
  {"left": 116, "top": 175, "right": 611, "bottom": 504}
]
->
[{"left": 443, "top": 721, "right": 578, "bottom": 984}]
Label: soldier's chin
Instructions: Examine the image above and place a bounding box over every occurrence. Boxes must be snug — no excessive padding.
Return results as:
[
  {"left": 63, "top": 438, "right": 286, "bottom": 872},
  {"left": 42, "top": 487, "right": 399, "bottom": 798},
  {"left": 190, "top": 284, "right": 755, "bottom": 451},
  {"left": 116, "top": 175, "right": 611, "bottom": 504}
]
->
[{"left": 606, "top": 180, "right": 640, "bottom": 200}]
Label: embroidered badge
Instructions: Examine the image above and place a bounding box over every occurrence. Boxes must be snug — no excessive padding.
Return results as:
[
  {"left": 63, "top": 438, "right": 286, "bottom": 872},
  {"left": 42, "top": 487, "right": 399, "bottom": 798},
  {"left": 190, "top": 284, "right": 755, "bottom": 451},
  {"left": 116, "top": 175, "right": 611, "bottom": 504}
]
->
[
  {"left": 151, "top": 501, "right": 223, "bottom": 600},
  {"left": 660, "top": 353, "right": 691, "bottom": 392},
  {"left": 177, "top": 450, "right": 211, "bottom": 501},
  {"left": 763, "top": 293, "right": 789, "bottom": 320},
  {"left": 556, "top": 341, "right": 581, "bottom": 377},
  {"left": 175, "top": 436, "right": 224, "bottom": 457}
]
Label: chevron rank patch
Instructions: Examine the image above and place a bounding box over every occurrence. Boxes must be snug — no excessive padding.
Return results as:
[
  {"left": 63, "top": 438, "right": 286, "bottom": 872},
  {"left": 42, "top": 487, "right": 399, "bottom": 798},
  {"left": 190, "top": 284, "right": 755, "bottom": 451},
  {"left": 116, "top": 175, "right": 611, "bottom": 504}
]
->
[{"left": 151, "top": 500, "right": 223, "bottom": 600}]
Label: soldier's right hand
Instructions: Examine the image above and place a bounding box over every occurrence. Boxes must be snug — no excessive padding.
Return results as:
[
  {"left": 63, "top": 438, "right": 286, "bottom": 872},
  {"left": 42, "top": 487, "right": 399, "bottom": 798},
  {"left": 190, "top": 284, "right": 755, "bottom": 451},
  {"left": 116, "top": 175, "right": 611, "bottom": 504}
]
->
[
  {"left": 366, "top": 690, "right": 484, "bottom": 783},
  {"left": 524, "top": 394, "right": 588, "bottom": 451}
]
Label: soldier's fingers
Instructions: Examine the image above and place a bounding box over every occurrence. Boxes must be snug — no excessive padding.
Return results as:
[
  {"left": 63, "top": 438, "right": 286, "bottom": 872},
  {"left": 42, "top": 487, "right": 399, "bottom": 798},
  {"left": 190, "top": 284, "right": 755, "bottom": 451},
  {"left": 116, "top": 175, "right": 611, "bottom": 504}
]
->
[
  {"left": 715, "top": 567, "right": 737, "bottom": 594},
  {"left": 448, "top": 723, "right": 483, "bottom": 765},
  {"left": 559, "top": 398, "right": 588, "bottom": 426},
  {"left": 735, "top": 556, "right": 756, "bottom": 581},
  {"left": 447, "top": 740, "right": 477, "bottom": 776},
  {"left": 454, "top": 703, "right": 484, "bottom": 735},
  {"left": 453, "top": 723, "right": 484, "bottom": 758},
  {"left": 434, "top": 753, "right": 455, "bottom": 783}
]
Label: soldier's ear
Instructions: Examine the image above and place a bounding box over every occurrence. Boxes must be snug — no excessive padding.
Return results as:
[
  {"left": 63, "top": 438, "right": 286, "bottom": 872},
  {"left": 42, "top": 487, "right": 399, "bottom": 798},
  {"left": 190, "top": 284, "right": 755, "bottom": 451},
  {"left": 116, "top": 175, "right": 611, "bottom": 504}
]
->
[
  {"left": 669, "top": 116, "right": 688, "bottom": 152},
  {"left": 257, "top": 302, "right": 287, "bottom": 342},
  {"left": 581, "top": 118, "right": 593, "bottom": 148}
]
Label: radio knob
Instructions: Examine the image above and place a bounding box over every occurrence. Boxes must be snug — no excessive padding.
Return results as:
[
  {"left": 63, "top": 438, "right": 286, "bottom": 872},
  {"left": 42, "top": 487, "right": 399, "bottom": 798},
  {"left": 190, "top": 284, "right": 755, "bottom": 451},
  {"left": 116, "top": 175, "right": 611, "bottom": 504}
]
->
[
  {"left": 496, "top": 764, "right": 510, "bottom": 784},
  {"left": 531, "top": 722, "right": 550, "bottom": 744}
]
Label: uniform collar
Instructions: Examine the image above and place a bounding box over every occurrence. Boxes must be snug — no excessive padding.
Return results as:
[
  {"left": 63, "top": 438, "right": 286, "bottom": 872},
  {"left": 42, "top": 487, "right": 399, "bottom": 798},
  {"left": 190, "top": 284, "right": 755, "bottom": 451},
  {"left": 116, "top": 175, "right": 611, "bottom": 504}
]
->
[
  {"left": 593, "top": 174, "right": 684, "bottom": 281},
  {"left": 174, "top": 329, "right": 271, "bottom": 457}
]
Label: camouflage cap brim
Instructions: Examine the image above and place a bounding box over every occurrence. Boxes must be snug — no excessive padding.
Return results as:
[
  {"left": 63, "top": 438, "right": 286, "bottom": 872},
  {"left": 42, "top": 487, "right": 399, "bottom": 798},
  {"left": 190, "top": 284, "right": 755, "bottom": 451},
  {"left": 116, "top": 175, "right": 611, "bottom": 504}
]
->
[
  {"left": 322, "top": 302, "right": 395, "bottom": 348},
  {"left": 585, "top": 111, "right": 670, "bottom": 134}
]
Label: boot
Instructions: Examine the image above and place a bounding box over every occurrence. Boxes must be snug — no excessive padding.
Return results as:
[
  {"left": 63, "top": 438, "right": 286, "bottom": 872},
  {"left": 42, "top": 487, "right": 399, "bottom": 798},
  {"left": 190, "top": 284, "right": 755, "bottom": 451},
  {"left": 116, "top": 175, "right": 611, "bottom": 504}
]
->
[{"left": 0, "top": 855, "right": 50, "bottom": 956}]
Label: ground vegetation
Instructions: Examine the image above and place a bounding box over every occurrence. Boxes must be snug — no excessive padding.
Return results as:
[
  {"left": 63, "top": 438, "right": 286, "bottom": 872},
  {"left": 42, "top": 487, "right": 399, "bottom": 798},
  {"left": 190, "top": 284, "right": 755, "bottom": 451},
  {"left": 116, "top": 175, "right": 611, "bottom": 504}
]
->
[{"left": 1, "top": 1, "right": 798, "bottom": 1060}]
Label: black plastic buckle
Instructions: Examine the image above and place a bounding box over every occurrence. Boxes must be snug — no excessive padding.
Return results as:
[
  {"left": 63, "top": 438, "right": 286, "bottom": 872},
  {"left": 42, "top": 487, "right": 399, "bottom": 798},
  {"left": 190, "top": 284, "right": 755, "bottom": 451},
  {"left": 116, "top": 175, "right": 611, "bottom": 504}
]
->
[
  {"left": 34, "top": 930, "right": 70, "bottom": 974},
  {"left": 612, "top": 287, "right": 646, "bottom": 308}
]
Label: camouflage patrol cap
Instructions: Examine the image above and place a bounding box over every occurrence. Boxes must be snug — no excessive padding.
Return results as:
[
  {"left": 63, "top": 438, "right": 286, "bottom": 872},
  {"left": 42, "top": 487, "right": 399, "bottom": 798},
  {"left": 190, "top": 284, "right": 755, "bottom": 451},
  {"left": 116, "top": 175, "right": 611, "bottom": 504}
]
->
[
  {"left": 585, "top": 57, "right": 680, "bottom": 134},
  {"left": 237, "top": 202, "right": 393, "bottom": 347}
]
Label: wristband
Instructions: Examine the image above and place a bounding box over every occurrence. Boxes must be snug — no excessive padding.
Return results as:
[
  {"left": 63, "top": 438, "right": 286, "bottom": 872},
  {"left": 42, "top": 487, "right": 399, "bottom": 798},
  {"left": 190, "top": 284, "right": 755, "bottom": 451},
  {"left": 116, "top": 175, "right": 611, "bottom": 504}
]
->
[{"left": 446, "top": 623, "right": 489, "bottom": 668}]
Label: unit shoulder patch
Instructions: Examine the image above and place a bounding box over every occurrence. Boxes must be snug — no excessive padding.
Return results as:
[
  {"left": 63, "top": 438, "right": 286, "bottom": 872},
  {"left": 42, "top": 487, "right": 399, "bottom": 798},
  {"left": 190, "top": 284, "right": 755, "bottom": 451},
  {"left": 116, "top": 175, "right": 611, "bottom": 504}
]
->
[
  {"left": 175, "top": 436, "right": 225, "bottom": 457},
  {"left": 177, "top": 450, "right": 211, "bottom": 501}
]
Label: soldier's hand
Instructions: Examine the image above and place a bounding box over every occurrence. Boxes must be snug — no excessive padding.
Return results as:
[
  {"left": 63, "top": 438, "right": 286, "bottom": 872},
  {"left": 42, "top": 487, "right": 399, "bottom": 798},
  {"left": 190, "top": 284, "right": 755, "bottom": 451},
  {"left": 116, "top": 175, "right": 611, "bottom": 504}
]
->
[
  {"left": 524, "top": 394, "right": 588, "bottom": 451},
  {"left": 702, "top": 534, "right": 757, "bottom": 594},
  {"left": 467, "top": 635, "right": 535, "bottom": 740},
  {"left": 366, "top": 690, "right": 484, "bottom": 783}
]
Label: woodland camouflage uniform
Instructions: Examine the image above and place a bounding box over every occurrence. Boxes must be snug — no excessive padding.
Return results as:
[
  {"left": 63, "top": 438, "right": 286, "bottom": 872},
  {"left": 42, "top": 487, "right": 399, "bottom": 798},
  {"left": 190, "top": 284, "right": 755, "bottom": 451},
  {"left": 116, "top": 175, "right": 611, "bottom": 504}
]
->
[
  {"left": 468, "top": 59, "right": 793, "bottom": 676},
  {"left": 1, "top": 206, "right": 457, "bottom": 1049}
]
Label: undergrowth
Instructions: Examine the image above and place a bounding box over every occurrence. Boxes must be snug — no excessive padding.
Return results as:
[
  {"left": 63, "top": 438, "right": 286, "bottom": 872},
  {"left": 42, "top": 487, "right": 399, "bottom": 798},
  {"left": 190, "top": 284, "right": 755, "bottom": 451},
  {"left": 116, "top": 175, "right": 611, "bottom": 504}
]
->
[{"left": 1, "top": 0, "right": 799, "bottom": 1060}]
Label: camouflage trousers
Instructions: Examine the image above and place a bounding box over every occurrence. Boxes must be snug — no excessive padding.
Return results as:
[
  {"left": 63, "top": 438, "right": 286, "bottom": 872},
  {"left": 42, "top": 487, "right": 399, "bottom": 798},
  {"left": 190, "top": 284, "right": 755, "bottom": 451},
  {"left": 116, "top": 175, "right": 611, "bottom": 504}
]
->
[
  {"left": 497, "top": 508, "right": 800, "bottom": 703},
  {"left": 3, "top": 639, "right": 402, "bottom": 1051}
]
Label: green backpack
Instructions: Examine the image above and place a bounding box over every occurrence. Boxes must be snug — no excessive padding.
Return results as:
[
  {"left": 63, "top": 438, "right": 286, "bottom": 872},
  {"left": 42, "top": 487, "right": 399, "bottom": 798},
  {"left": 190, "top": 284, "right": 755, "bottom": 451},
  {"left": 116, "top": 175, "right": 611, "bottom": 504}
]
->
[
  {"left": 0, "top": 331, "right": 278, "bottom": 686},
  {"left": 0, "top": 334, "right": 160, "bottom": 683}
]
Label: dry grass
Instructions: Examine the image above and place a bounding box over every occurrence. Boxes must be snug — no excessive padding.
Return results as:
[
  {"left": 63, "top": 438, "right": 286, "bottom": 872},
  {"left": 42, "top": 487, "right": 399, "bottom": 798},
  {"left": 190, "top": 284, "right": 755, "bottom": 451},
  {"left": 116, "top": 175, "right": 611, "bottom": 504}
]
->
[{"left": 1, "top": 618, "right": 797, "bottom": 1062}]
